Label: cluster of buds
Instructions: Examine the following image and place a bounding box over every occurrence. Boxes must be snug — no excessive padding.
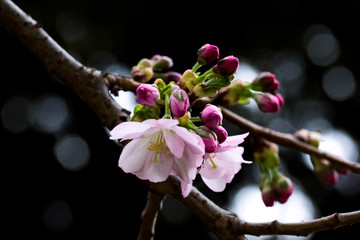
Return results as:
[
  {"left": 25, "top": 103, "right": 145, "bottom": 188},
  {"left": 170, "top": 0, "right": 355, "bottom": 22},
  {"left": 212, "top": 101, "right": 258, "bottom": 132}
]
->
[
  {"left": 199, "top": 104, "right": 228, "bottom": 152},
  {"left": 216, "top": 72, "right": 284, "bottom": 113},
  {"left": 253, "top": 137, "right": 294, "bottom": 206},
  {"left": 294, "top": 129, "right": 348, "bottom": 186},
  {"left": 131, "top": 55, "right": 182, "bottom": 84},
  {"left": 180, "top": 44, "right": 239, "bottom": 98}
]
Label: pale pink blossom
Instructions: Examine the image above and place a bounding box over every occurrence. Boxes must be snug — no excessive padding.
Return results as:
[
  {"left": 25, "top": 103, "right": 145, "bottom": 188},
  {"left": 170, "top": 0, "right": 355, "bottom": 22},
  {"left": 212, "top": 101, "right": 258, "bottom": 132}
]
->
[
  {"left": 109, "top": 118, "right": 205, "bottom": 197},
  {"left": 199, "top": 133, "right": 250, "bottom": 192}
]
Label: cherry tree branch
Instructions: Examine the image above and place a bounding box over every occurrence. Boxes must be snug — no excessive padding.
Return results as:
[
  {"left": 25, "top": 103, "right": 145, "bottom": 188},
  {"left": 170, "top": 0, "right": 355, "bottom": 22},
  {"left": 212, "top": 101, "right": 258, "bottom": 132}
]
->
[
  {"left": 137, "top": 191, "right": 165, "bottom": 240},
  {"left": 150, "top": 176, "right": 360, "bottom": 238},
  {"left": 1, "top": 0, "right": 359, "bottom": 239}
]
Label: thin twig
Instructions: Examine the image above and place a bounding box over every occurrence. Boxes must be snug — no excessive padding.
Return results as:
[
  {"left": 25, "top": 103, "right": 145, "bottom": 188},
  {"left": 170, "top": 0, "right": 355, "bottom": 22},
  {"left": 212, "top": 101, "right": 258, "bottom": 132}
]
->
[{"left": 137, "top": 191, "right": 165, "bottom": 240}]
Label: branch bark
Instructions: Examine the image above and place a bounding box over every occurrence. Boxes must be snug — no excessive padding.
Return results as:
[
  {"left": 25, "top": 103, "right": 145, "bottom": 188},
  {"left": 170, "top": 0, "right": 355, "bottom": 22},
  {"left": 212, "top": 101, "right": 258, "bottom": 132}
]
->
[
  {"left": 1, "top": 0, "right": 359, "bottom": 239},
  {"left": 137, "top": 191, "right": 165, "bottom": 240}
]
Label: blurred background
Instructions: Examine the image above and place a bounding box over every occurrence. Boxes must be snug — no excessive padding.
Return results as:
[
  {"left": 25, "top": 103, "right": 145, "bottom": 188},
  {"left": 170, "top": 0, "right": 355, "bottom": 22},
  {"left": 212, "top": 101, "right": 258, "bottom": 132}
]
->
[{"left": 1, "top": 0, "right": 359, "bottom": 239}]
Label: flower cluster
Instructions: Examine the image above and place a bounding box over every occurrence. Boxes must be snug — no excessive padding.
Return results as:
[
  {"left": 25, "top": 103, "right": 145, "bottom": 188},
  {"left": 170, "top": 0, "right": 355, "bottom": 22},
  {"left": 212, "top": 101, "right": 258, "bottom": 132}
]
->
[
  {"left": 110, "top": 44, "right": 255, "bottom": 197},
  {"left": 253, "top": 137, "right": 294, "bottom": 206},
  {"left": 294, "top": 129, "right": 348, "bottom": 186}
]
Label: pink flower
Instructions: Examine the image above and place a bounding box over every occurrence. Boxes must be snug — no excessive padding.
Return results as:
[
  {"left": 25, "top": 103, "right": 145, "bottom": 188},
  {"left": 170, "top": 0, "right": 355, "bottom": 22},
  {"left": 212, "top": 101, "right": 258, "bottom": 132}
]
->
[
  {"left": 197, "top": 44, "right": 220, "bottom": 65},
  {"left": 199, "top": 133, "right": 250, "bottom": 192},
  {"left": 200, "top": 104, "right": 223, "bottom": 128},
  {"left": 109, "top": 119, "right": 205, "bottom": 197},
  {"left": 136, "top": 84, "right": 160, "bottom": 106},
  {"left": 201, "top": 127, "right": 217, "bottom": 153},
  {"left": 170, "top": 85, "right": 189, "bottom": 117}
]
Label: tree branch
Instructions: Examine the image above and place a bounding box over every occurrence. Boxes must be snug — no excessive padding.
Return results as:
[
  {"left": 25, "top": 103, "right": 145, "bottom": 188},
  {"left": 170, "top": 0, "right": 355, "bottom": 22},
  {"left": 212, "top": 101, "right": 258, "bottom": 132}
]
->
[
  {"left": 150, "top": 176, "right": 360, "bottom": 238},
  {"left": 137, "top": 191, "right": 165, "bottom": 240},
  {"left": 1, "top": 0, "right": 359, "bottom": 239}
]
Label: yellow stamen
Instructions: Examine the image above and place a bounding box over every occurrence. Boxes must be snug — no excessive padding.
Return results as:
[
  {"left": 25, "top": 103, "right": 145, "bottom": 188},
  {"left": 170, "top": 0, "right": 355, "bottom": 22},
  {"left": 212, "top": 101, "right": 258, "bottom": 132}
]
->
[
  {"left": 208, "top": 154, "right": 217, "bottom": 169},
  {"left": 148, "top": 131, "right": 170, "bottom": 163}
]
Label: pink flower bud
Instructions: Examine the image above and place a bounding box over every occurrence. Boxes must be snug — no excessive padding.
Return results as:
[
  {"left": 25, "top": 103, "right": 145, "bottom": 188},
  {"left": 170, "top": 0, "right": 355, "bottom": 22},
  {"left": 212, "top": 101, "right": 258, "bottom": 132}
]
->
[
  {"left": 254, "top": 93, "right": 280, "bottom": 113},
  {"left": 212, "top": 56, "right": 239, "bottom": 76},
  {"left": 275, "top": 93, "right": 284, "bottom": 108},
  {"left": 151, "top": 54, "right": 173, "bottom": 72},
  {"left": 252, "top": 72, "right": 280, "bottom": 92},
  {"left": 136, "top": 84, "right": 160, "bottom": 106},
  {"left": 261, "top": 186, "right": 275, "bottom": 207},
  {"left": 197, "top": 44, "right": 220, "bottom": 65},
  {"left": 314, "top": 159, "right": 339, "bottom": 186},
  {"left": 201, "top": 128, "right": 217, "bottom": 153},
  {"left": 212, "top": 125, "right": 228, "bottom": 144},
  {"left": 200, "top": 104, "right": 223, "bottom": 128},
  {"left": 170, "top": 85, "right": 189, "bottom": 117},
  {"left": 274, "top": 175, "right": 294, "bottom": 204}
]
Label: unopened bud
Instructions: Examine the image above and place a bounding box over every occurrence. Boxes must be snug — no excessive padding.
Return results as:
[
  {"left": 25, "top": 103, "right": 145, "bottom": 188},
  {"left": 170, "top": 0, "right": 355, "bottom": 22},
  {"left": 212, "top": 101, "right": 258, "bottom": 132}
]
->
[
  {"left": 180, "top": 70, "right": 198, "bottom": 91},
  {"left": 200, "top": 104, "right": 223, "bottom": 128},
  {"left": 212, "top": 125, "right": 228, "bottom": 144},
  {"left": 170, "top": 85, "right": 189, "bottom": 117},
  {"left": 131, "top": 58, "right": 154, "bottom": 83},
  {"left": 274, "top": 173, "right": 294, "bottom": 204},
  {"left": 201, "top": 127, "right": 217, "bottom": 153},
  {"left": 294, "top": 129, "right": 322, "bottom": 148},
  {"left": 254, "top": 92, "right": 281, "bottom": 113},
  {"left": 252, "top": 72, "right": 280, "bottom": 92},
  {"left": 312, "top": 158, "right": 339, "bottom": 186},
  {"left": 197, "top": 44, "right": 219, "bottom": 65},
  {"left": 212, "top": 56, "right": 239, "bottom": 76},
  {"left": 151, "top": 54, "right": 173, "bottom": 72},
  {"left": 162, "top": 71, "right": 182, "bottom": 83},
  {"left": 135, "top": 84, "right": 160, "bottom": 106}
]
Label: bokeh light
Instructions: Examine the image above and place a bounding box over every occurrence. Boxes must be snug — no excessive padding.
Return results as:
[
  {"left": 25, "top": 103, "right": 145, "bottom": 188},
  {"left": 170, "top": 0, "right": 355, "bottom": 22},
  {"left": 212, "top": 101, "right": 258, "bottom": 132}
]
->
[
  {"left": 54, "top": 134, "right": 90, "bottom": 171},
  {"left": 228, "top": 184, "right": 316, "bottom": 240},
  {"left": 30, "top": 94, "right": 70, "bottom": 133},
  {"left": 322, "top": 66, "right": 356, "bottom": 101},
  {"left": 304, "top": 24, "right": 340, "bottom": 67},
  {"left": 1, "top": 96, "right": 32, "bottom": 133}
]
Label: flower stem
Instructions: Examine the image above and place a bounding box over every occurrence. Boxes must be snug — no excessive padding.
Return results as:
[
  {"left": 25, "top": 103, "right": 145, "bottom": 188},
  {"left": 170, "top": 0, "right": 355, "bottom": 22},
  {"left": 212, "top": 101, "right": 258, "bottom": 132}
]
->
[
  {"left": 192, "top": 62, "right": 202, "bottom": 72},
  {"left": 163, "top": 93, "right": 171, "bottom": 119},
  {"left": 189, "top": 116, "right": 202, "bottom": 122},
  {"left": 194, "top": 69, "right": 214, "bottom": 84}
]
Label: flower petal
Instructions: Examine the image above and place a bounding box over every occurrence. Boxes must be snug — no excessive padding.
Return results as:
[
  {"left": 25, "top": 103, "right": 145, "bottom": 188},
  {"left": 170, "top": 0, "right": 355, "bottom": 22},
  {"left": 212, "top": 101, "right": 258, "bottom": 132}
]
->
[
  {"left": 201, "top": 176, "right": 227, "bottom": 192},
  {"left": 118, "top": 138, "right": 150, "bottom": 173},
  {"left": 162, "top": 129, "right": 184, "bottom": 159},
  {"left": 135, "top": 149, "right": 174, "bottom": 182},
  {"left": 109, "top": 121, "right": 152, "bottom": 140},
  {"left": 173, "top": 126, "right": 205, "bottom": 155}
]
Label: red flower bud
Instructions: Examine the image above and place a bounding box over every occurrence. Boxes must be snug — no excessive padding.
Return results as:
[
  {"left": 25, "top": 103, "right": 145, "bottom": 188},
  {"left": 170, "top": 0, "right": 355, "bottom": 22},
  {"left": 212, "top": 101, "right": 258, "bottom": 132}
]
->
[
  {"left": 254, "top": 93, "right": 281, "bottom": 113},
  {"left": 197, "top": 44, "right": 219, "bottom": 65},
  {"left": 212, "top": 56, "right": 239, "bottom": 76},
  {"left": 212, "top": 125, "right": 228, "bottom": 144},
  {"left": 252, "top": 72, "right": 280, "bottom": 92}
]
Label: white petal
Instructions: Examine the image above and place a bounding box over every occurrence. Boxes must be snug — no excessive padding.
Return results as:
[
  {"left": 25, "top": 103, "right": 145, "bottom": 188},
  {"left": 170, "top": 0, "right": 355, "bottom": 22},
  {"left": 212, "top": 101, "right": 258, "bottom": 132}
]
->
[
  {"left": 201, "top": 176, "right": 227, "bottom": 192},
  {"left": 135, "top": 149, "right": 174, "bottom": 182},
  {"left": 163, "top": 129, "right": 184, "bottom": 159},
  {"left": 109, "top": 121, "right": 152, "bottom": 140},
  {"left": 118, "top": 138, "right": 151, "bottom": 173},
  {"left": 173, "top": 126, "right": 205, "bottom": 155}
]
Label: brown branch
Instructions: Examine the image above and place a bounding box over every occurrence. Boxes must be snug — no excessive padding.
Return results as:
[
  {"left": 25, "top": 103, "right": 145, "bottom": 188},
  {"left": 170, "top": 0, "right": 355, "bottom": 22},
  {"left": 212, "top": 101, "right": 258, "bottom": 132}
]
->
[
  {"left": 137, "top": 191, "right": 165, "bottom": 240},
  {"left": 150, "top": 176, "right": 360, "bottom": 238},
  {"left": 1, "top": 0, "right": 359, "bottom": 239},
  {"left": 0, "top": 0, "right": 137, "bottom": 130}
]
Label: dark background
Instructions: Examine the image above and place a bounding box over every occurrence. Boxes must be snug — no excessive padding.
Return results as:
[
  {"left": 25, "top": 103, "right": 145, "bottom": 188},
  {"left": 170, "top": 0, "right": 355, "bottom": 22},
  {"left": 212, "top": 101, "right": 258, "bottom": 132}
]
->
[{"left": 1, "top": 0, "right": 360, "bottom": 239}]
